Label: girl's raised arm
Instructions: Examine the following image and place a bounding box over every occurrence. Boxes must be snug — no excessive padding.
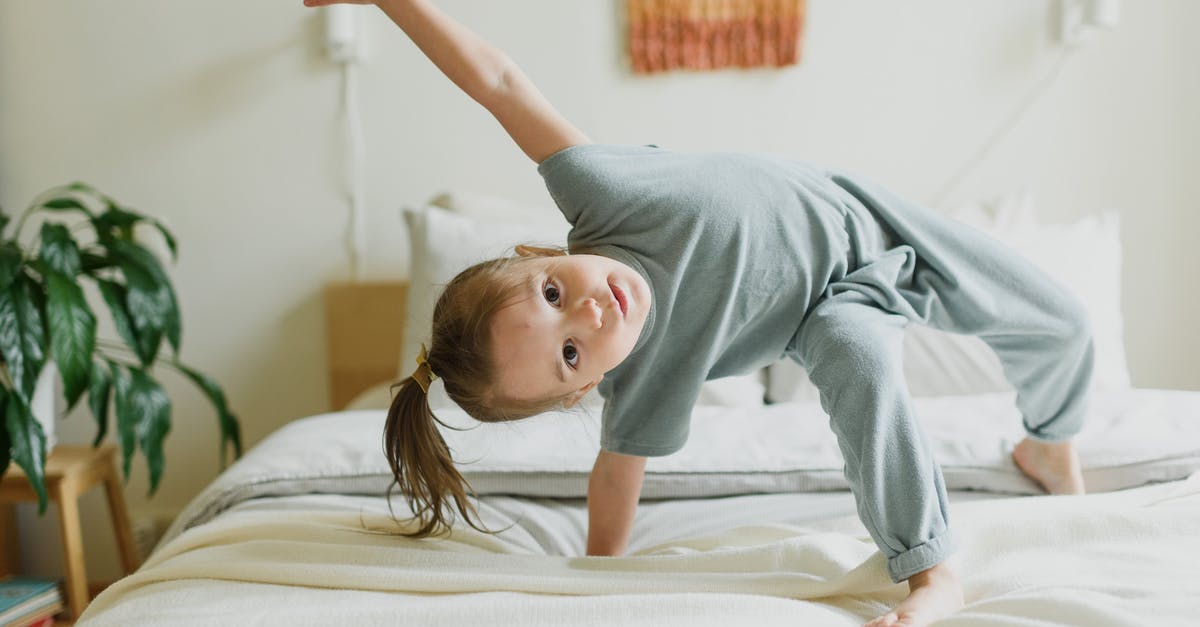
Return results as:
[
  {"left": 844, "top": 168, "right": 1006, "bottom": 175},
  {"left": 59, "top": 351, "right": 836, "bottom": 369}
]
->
[{"left": 303, "top": 0, "right": 590, "bottom": 163}]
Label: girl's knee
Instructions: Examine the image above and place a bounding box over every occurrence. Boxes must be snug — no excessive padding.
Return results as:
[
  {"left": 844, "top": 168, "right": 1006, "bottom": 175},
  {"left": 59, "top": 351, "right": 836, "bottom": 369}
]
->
[
  {"left": 802, "top": 331, "right": 904, "bottom": 402},
  {"left": 1048, "top": 292, "right": 1093, "bottom": 353}
]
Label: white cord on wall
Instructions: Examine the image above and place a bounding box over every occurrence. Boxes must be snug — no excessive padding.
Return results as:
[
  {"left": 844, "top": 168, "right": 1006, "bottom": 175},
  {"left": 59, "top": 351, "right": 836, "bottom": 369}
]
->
[
  {"left": 342, "top": 61, "right": 368, "bottom": 280},
  {"left": 930, "top": 46, "right": 1076, "bottom": 209},
  {"left": 932, "top": 1, "right": 1121, "bottom": 209},
  {"left": 327, "top": 5, "right": 368, "bottom": 280}
]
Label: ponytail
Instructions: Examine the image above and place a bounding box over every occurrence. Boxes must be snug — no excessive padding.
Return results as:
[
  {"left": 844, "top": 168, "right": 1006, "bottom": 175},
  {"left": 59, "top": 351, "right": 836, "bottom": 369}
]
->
[
  {"left": 381, "top": 250, "right": 578, "bottom": 538},
  {"left": 383, "top": 375, "right": 493, "bottom": 537}
]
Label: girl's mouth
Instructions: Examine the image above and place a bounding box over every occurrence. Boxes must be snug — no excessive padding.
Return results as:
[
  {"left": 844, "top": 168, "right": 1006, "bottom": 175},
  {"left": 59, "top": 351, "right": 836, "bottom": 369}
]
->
[{"left": 610, "top": 281, "right": 628, "bottom": 318}]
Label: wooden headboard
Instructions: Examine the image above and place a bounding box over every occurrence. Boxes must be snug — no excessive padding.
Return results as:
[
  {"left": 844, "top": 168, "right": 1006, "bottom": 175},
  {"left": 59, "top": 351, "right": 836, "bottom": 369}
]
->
[{"left": 323, "top": 281, "right": 408, "bottom": 411}]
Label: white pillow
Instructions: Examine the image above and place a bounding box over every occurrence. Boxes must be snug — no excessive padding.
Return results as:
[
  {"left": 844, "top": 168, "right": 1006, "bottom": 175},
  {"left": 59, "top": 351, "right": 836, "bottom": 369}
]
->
[
  {"left": 426, "top": 189, "right": 567, "bottom": 227},
  {"left": 402, "top": 196, "right": 768, "bottom": 409},
  {"left": 766, "top": 195, "right": 1130, "bottom": 402},
  {"left": 695, "top": 373, "right": 767, "bottom": 408},
  {"left": 951, "top": 196, "right": 1130, "bottom": 391}
]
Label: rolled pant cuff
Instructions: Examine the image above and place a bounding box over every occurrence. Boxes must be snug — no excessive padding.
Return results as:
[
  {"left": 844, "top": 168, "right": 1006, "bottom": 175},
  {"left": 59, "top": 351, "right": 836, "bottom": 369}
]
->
[
  {"left": 1021, "top": 428, "right": 1080, "bottom": 444},
  {"left": 886, "top": 529, "right": 957, "bottom": 583}
]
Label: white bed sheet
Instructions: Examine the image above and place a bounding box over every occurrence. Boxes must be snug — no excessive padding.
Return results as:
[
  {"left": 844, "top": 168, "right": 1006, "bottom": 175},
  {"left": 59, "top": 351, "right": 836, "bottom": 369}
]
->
[
  {"left": 78, "top": 387, "right": 1200, "bottom": 626},
  {"left": 155, "top": 386, "right": 1200, "bottom": 548}
]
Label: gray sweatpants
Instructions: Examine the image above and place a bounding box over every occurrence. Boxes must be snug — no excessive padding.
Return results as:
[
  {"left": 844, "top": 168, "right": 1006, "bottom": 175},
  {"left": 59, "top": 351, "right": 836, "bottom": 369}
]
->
[{"left": 784, "top": 175, "right": 1096, "bottom": 584}]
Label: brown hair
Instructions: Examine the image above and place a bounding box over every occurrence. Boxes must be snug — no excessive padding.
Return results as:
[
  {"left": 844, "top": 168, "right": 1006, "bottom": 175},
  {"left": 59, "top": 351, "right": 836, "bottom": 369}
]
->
[{"left": 384, "top": 244, "right": 572, "bottom": 537}]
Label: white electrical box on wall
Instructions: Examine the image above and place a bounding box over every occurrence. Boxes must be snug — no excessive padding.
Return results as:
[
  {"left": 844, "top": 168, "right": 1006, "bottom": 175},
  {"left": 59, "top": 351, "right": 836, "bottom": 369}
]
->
[
  {"left": 1060, "top": 0, "right": 1120, "bottom": 46},
  {"left": 326, "top": 5, "right": 367, "bottom": 63}
]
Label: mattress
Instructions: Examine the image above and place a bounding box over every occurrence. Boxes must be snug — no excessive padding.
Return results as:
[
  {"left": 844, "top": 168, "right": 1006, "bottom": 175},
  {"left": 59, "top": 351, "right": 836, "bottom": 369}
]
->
[{"left": 78, "top": 387, "right": 1200, "bottom": 626}]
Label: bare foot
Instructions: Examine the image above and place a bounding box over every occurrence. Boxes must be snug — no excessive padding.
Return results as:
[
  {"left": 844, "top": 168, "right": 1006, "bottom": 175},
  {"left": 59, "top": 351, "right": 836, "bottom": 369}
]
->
[
  {"left": 1011, "top": 437, "right": 1086, "bottom": 495},
  {"left": 863, "top": 562, "right": 964, "bottom": 627}
]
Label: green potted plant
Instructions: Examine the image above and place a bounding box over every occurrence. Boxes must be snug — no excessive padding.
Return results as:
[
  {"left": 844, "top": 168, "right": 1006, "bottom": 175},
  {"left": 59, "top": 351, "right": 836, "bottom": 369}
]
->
[{"left": 0, "top": 182, "right": 241, "bottom": 513}]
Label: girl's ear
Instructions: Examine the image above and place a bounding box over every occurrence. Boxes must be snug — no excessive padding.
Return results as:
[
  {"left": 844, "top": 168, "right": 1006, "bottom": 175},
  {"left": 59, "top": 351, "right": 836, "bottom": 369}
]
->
[
  {"left": 515, "top": 244, "right": 568, "bottom": 259},
  {"left": 562, "top": 378, "right": 600, "bottom": 409}
]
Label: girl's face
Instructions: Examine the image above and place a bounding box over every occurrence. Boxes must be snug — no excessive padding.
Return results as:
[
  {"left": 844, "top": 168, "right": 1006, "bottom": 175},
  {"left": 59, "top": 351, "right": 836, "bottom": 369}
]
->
[{"left": 490, "top": 253, "right": 651, "bottom": 407}]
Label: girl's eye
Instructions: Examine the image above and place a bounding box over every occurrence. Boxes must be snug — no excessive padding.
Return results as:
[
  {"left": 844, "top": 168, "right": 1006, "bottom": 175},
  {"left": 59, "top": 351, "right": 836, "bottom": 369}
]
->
[
  {"left": 563, "top": 341, "right": 579, "bottom": 368},
  {"left": 543, "top": 282, "right": 560, "bottom": 305}
]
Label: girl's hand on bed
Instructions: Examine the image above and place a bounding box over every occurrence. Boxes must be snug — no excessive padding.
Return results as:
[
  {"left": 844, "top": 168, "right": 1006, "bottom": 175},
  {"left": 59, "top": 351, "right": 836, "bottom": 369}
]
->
[{"left": 586, "top": 451, "right": 646, "bottom": 556}]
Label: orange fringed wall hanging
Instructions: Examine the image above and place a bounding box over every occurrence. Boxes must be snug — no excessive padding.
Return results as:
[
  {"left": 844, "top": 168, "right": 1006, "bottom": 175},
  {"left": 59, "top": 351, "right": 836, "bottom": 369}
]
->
[{"left": 627, "top": 0, "right": 806, "bottom": 74}]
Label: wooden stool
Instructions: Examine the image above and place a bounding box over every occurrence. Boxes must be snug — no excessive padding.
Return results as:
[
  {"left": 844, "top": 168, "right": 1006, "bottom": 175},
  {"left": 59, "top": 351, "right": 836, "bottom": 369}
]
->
[{"left": 0, "top": 443, "right": 141, "bottom": 620}]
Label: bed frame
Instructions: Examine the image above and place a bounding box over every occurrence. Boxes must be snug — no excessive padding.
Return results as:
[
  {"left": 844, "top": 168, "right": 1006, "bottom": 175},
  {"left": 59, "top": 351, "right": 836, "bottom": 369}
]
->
[{"left": 323, "top": 281, "right": 408, "bottom": 411}]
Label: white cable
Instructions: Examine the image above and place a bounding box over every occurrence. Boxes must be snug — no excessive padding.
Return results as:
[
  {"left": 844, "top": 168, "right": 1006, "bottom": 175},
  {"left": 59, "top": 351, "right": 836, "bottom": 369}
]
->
[
  {"left": 342, "top": 61, "right": 368, "bottom": 280},
  {"left": 931, "top": 47, "right": 1076, "bottom": 209}
]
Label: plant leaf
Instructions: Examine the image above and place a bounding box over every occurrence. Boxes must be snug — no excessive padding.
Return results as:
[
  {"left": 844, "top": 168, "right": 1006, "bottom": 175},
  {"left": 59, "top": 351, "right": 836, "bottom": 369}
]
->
[
  {"left": 0, "top": 243, "right": 22, "bottom": 292},
  {"left": 109, "top": 363, "right": 136, "bottom": 480},
  {"left": 173, "top": 360, "right": 242, "bottom": 467},
  {"left": 0, "top": 279, "right": 46, "bottom": 403},
  {"left": 105, "top": 253, "right": 163, "bottom": 365},
  {"left": 107, "top": 239, "right": 180, "bottom": 357},
  {"left": 80, "top": 252, "right": 114, "bottom": 273},
  {"left": 113, "top": 366, "right": 171, "bottom": 495},
  {"left": 39, "top": 223, "right": 83, "bottom": 277},
  {"left": 4, "top": 392, "right": 48, "bottom": 513},
  {"left": 88, "top": 358, "right": 112, "bottom": 447},
  {"left": 96, "top": 280, "right": 140, "bottom": 358},
  {"left": 41, "top": 197, "right": 95, "bottom": 218},
  {"left": 117, "top": 239, "right": 181, "bottom": 352},
  {"left": 22, "top": 267, "right": 48, "bottom": 324},
  {"left": 45, "top": 271, "right": 96, "bottom": 410},
  {"left": 151, "top": 220, "right": 178, "bottom": 262},
  {"left": 92, "top": 203, "right": 146, "bottom": 241},
  {"left": 120, "top": 265, "right": 164, "bottom": 365},
  {"left": 131, "top": 368, "right": 171, "bottom": 496}
]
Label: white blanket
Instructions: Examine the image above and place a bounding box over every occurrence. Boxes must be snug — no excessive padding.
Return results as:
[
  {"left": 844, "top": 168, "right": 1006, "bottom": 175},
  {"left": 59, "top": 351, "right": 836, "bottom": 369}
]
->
[
  {"left": 81, "top": 472, "right": 1200, "bottom": 626},
  {"left": 87, "top": 388, "right": 1200, "bottom": 626}
]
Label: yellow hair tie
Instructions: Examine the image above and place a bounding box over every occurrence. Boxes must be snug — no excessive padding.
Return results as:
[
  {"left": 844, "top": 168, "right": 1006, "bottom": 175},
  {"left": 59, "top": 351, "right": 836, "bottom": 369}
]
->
[{"left": 411, "top": 343, "right": 438, "bottom": 394}]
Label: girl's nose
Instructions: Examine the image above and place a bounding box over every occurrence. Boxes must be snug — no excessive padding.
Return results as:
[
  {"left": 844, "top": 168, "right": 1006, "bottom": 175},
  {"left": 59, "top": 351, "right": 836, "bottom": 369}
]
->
[{"left": 576, "top": 298, "right": 603, "bottom": 330}]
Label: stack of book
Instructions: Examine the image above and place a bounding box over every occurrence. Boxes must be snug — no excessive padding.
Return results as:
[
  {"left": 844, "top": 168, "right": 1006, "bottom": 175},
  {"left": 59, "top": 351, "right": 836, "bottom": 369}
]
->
[{"left": 0, "top": 577, "right": 63, "bottom": 627}]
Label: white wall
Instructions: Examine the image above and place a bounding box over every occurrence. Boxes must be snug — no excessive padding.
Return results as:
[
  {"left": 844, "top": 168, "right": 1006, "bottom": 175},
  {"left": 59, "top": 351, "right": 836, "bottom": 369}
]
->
[{"left": 1, "top": 0, "right": 1196, "bottom": 583}]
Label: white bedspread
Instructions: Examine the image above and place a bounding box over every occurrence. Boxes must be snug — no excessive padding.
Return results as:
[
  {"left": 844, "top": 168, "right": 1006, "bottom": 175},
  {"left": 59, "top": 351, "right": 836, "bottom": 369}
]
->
[{"left": 81, "top": 472, "right": 1200, "bottom": 626}]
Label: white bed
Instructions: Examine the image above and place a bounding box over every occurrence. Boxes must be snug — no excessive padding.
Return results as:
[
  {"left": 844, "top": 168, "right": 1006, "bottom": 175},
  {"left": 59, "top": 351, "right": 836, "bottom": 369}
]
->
[
  {"left": 77, "top": 390, "right": 1200, "bottom": 626},
  {"left": 77, "top": 193, "right": 1200, "bottom": 626}
]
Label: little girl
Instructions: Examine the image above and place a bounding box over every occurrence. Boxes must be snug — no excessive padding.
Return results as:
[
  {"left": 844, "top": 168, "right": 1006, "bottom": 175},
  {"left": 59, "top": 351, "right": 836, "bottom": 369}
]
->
[{"left": 304, "top": 1, "right": 1092, "bottom": 626}]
